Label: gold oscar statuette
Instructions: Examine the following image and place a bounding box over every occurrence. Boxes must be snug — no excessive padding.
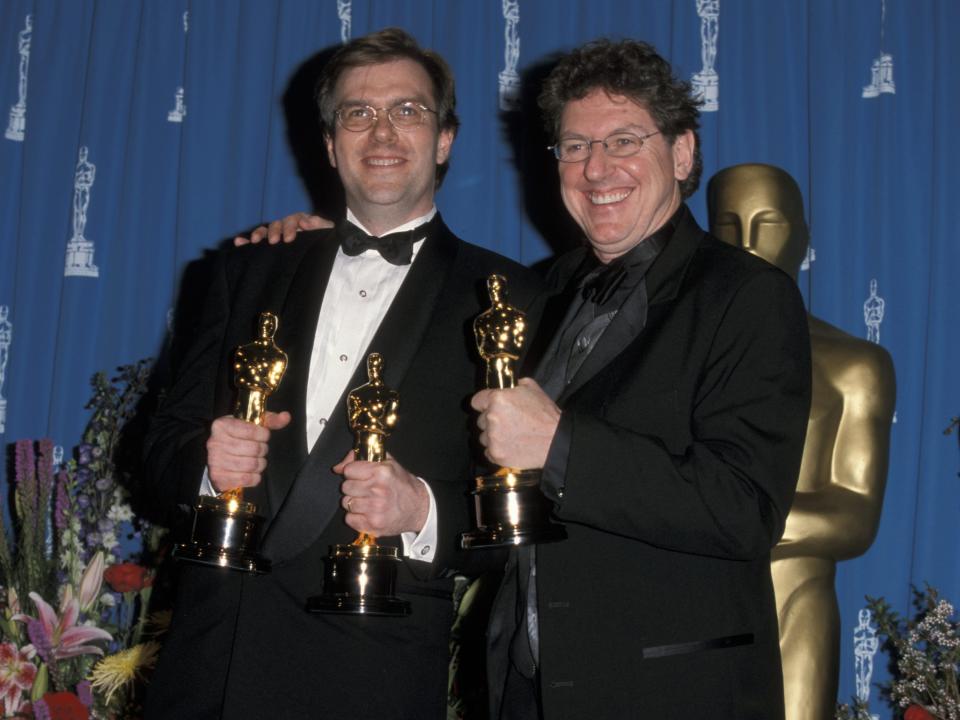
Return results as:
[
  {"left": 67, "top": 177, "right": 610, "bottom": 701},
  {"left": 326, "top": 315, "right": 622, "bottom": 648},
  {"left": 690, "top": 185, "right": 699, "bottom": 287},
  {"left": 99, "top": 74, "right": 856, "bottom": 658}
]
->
[
  {"left": 461, "top": 274, "right": 566, "bottom": 549},
  {"left": 175, "top": 311, "right": 288, "bottom": 574},
  {"left": 306, "top": 353, "right": 412, "bottom": 616}
]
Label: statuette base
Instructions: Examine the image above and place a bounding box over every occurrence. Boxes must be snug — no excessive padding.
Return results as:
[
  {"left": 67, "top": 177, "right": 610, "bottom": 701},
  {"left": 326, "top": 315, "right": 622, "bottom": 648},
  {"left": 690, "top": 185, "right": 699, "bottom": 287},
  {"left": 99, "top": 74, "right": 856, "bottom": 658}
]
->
[
  {"left": 461, "top": 468, "right": 566, "bottom": 549},
  {"left": 174, "top": 495, "right": 271, "bottom": 574},
  {"left": 306, "top": 543, "right": 411, "bottom": 616}
]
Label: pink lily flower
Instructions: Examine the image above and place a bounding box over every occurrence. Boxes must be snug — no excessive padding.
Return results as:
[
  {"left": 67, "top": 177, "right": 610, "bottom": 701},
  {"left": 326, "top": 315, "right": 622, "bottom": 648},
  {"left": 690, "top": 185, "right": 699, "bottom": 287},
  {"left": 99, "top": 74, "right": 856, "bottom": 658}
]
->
[
  {"left": 78, "top": 551, "right": 105, "bottom": 612},
  {"left": 13, "top": 591, "right": 112, "bottom": 661},
  {"left": 0, "top": 641, "right": 37, "bottom": 716}
]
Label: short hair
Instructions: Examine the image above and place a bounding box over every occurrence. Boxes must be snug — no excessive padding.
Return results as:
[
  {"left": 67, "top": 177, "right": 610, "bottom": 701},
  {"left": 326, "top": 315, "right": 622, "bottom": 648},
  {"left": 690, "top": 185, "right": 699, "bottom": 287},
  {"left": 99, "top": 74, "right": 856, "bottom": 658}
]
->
[
  {"left": 538, "top": 39, "right": 703, "bottom": 199},
  {"left": 315, "top": 28, "right": 460, "bottom": 186}
]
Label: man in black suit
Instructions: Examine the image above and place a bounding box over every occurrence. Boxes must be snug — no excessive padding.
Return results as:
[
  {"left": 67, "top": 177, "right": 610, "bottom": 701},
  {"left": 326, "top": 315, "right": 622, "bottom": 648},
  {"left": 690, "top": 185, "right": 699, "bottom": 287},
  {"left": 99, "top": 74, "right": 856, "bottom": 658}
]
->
[
  {"left": 472, "top": 39, "right": 812, "bottom": 719},
  {"left": 143, "top": 28, "right": 539, "bottom": 719}
]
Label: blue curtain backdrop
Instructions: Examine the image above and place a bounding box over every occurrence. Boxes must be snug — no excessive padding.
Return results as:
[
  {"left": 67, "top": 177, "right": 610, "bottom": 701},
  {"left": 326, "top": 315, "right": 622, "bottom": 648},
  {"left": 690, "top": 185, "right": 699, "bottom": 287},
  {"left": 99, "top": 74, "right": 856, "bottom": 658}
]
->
[{"left": 1, "top": 1, "right": 957, "bottom": 715}]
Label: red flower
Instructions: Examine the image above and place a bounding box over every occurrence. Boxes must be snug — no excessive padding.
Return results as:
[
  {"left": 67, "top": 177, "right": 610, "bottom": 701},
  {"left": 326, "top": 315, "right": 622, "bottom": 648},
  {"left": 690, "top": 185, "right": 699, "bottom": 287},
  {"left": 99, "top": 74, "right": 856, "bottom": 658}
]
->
[
  {"left": 904, "top": 706, "right": 935, "bottom": 720},
  {"left": 34, "top": 691, "right": 89, "bottom": 720},
  {"left": 103, "top": 563, "right": 153, "bottom": 593}
]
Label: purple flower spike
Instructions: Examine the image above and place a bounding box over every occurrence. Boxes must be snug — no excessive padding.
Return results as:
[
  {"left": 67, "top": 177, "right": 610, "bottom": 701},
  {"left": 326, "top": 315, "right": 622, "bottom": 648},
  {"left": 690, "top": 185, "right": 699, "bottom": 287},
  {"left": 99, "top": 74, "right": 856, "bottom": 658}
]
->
[
  {"left": 14, "top": 439, "right": 34, "bottom": 487},
  {"left": 55, "top": 474, "right": 70, "bottom": 531},
  {"left": 77, "top": 444, "right": 93, "bottom": 465},
  {"left": 37, "top": 438, "right": 54, "bottom": 497}
]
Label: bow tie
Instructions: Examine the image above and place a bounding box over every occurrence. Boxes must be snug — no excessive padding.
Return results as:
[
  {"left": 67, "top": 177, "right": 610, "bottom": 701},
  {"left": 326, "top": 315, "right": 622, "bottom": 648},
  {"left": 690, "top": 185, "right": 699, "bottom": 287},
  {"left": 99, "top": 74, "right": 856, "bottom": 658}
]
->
[
  {"left": 338, "top": 220, "right": 426, "bottom": 265},
  {"left": 581, "top": 262, "right": 628, "bottom": 307}
]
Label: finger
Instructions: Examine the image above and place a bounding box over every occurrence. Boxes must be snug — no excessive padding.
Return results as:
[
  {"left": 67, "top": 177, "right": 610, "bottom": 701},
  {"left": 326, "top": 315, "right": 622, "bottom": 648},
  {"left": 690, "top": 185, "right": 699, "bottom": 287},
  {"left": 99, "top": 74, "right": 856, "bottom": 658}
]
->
[
  {"left": 281, "top": 213, "right": 306, "bottom": 243},
  {"left": 233, "top": 235, "right": 250, "bottom": 247},
  {"left": 470, "top": 390, "right": 491, "bottom": 412},
  {"left": 266, "top": 219, "right": 285, "bottom": 245},
  {"left": 263, "top": 410, "right": 292, "bottom": 430},
  {"left": 332, "top": 449, "right": 356, "bottom": 474},
  {"left": 247, "top": 226, "right": 268, "bottom": 245},
  {"left": 212, "top": 417, "right": 271, "bottom": 443},
  {"left": 301, "top": 214, "right": 333, "bottom": 230},
  {"left": 210, "top": 468, "right": 263, "bottom": 491},
  {"left": 207, "top": 445, "right": 268, "bottom": 471}
]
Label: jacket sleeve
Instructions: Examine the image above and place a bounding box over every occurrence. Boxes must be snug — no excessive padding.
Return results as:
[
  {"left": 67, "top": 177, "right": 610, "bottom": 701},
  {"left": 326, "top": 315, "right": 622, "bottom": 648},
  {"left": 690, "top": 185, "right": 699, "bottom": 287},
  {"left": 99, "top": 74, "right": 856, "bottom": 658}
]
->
[
  {"left": 141, "top": 253, "right": 233, "bottom": 528},
  {"left": 550, "top": 268, "right": 812, "bottom": 560}
]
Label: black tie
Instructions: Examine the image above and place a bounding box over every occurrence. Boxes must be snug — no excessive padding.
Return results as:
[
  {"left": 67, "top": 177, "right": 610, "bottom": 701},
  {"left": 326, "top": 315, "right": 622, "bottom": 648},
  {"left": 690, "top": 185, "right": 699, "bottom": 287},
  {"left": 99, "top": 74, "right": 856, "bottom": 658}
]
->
[{"left": 337, "top": 220, "right": 424, "bottom": 265}]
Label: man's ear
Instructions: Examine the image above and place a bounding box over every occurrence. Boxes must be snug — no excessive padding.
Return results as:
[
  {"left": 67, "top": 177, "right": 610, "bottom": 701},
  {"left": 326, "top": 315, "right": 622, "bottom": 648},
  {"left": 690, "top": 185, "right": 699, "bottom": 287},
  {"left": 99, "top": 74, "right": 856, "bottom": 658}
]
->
[
  {"left": 325, "top": 132, "right": 337, "bottom": 168},
  {"left": 435, "top": 128, "right": 454, "bottom": 165},
  {"left": 672, "top": 129, "right": 695, "bottom": 182}
]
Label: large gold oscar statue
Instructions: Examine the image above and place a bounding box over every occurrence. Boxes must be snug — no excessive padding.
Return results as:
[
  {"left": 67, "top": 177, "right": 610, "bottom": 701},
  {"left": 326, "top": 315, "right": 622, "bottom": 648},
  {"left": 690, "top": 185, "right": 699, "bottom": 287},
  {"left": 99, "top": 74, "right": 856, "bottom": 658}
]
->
[
  {"left": 461, "top": 275, "right": 566, "bottom": 548},
  {"left": 708, "top": 164, "right": 896, "bottom": 720},
  {"left": 306, "top": 353, "right": 411, "bottom": 616},
  {"left": 176, "top": 311, "right": 288, "bottom": 573}
]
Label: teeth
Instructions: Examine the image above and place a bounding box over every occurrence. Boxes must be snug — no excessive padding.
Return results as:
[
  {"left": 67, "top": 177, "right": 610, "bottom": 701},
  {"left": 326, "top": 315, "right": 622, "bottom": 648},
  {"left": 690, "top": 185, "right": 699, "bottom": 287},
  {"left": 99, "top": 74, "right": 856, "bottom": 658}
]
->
[
  {"left": 589, "top": 189, "right": 631, "bottom": 205},
  {"left": 367, "top": 158, "right": 402, "bottom": 166}
]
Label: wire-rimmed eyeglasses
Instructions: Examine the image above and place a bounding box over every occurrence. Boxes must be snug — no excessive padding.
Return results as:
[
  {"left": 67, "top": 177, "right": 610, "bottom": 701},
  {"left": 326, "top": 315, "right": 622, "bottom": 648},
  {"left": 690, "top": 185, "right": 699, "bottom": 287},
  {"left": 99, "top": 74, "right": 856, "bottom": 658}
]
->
[
  {"left": 335, "top": 102, "right": 438, "bottom": 132},
  {"left": 548, "top": 130, "right": 661, "bottom": 162}
]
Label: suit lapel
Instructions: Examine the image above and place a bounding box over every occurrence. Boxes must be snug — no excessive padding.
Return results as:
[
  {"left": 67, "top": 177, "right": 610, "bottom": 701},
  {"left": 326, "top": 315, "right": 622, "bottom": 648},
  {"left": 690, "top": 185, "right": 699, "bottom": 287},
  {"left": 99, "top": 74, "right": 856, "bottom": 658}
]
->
[
  {"left": 259, "top": 236, "right": 340, "bottom": 516},
  {"left": 558, "top": 282, "right": 647, "bottom": 403},
  {"left": 261, "top": 219, "right": 459, "bottom": 564},
  {"left": 525, "top": 249, "right": 591, "bottom": 376},
  {"left": 556, "top": 210, "right": 704, "bottom": 404}
]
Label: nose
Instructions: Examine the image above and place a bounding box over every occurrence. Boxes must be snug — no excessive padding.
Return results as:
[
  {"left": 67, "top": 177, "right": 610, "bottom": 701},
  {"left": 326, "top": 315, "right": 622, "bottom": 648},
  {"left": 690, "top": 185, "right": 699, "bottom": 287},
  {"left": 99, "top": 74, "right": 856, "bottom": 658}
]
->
[
  {"left": 371, "top": 112, "right": 397, "bottom": 142},
  {"left": 582, "top": 142, "right": 611, "bottom": 181},
  {"left": 742, "top": 214, "right": 759, "bottom": 250}
]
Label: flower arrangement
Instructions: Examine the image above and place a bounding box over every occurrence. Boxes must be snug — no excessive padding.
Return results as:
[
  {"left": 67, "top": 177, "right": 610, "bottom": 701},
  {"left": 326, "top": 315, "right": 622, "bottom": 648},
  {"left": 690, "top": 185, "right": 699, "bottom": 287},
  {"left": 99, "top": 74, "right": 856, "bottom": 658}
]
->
[
  {"left": 837, "top": 586, "right": 960, "bottom": 720},
  {"left": 0, "top": 361, "right": 166, "bottom": 719}
]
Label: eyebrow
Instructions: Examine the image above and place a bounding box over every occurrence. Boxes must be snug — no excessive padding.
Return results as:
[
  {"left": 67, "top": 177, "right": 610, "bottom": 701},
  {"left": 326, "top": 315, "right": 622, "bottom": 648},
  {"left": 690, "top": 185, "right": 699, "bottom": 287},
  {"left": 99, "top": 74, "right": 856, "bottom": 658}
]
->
[
  {"left": 338, "top": 95, "right": 431, "bottom": 108},
  {"left": 558, "top": 124, "right": 651, "bottom": 139}
]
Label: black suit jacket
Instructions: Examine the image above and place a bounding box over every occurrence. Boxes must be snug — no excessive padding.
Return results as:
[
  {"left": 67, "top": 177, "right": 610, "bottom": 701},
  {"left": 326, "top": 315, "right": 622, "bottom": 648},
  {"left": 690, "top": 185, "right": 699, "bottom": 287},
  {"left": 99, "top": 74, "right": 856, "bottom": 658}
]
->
[
  {"left": 488, "top": 209, "right": 812, "bottom": 719},
  {"left": 143, "top": 218, "right": 542, "bottom": 719}
]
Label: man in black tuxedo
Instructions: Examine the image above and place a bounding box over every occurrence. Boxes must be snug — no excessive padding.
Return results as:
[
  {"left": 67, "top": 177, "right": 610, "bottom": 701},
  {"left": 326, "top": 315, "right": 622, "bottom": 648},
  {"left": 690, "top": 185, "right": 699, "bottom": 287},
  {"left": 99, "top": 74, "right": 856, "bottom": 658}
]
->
[
  {"left": 143, "top": 28, "right": 539, "bottom": 719},
  {"left": 472, "top": 39, "right": 812, "bottom": 719}
]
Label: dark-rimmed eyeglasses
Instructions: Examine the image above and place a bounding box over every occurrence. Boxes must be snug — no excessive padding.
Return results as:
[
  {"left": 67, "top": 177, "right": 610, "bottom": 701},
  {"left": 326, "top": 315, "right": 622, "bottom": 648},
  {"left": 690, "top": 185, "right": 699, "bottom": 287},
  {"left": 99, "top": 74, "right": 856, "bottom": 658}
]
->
[
  {"left": 548, "top": 130, "right": 661, "bottom": 163},
  {"left": 335, "top": 102, "right": 438, "bottom": 132}
]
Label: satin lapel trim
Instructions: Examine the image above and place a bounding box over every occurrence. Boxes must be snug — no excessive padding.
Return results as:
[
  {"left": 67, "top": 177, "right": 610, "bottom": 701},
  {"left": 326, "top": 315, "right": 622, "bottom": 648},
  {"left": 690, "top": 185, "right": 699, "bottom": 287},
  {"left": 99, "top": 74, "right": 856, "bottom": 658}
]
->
[
  {"left": 643, "top": 208, "right": 701, "bottom": 307},
  {"left": 260, "top": 236, "right": 340, "bottom": 518},
  {"left": 557, "top": 280, "right": 647, "bottom": 404},
  {"left": 360, "top": 221, "right": 456, "bottom": 392},
  {"left": 526, "top": 250, "right": 591, "bottom": 376},
  {"left": 261, "top": 223, "right": 458, "bottom": 565}
]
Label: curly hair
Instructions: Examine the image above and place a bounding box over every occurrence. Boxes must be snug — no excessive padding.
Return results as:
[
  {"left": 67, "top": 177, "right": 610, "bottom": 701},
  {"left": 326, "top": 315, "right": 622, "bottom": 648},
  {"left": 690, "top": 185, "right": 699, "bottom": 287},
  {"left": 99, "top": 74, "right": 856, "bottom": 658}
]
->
[
  {"left": 315, "top": 28, "right": 460, "bottom": 187},
  {"left": 538, "top": 39, "right": 703, "bottom": 198}
]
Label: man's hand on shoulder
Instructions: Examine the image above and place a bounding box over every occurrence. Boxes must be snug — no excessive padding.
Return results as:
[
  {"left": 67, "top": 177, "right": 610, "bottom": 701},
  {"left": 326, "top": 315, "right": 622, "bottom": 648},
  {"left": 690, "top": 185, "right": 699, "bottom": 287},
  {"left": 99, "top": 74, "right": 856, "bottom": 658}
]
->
[{"left": 233, "top": 212, "right": 333, "bottom": 246}]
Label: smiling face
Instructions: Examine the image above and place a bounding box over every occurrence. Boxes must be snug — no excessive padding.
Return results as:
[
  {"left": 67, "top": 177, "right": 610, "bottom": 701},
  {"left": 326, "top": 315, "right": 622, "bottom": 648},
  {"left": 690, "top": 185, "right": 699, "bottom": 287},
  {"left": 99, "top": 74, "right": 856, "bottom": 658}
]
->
[
  {"left": 557, "top": 90, "right": 694, "bottom": 263},
  {"left": 325, "top": 58, "right": 454, "bottom": 235}
]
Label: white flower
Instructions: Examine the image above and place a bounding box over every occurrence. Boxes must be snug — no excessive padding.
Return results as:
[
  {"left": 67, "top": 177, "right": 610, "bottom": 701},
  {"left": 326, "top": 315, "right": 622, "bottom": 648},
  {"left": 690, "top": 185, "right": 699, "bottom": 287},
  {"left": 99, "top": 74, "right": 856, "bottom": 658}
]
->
[
  {"left": 107, "top": 499, "right": 134, "bottom": 523},
  {"left": 101, "top": 531, "right": 118, "bottom": 551}
]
